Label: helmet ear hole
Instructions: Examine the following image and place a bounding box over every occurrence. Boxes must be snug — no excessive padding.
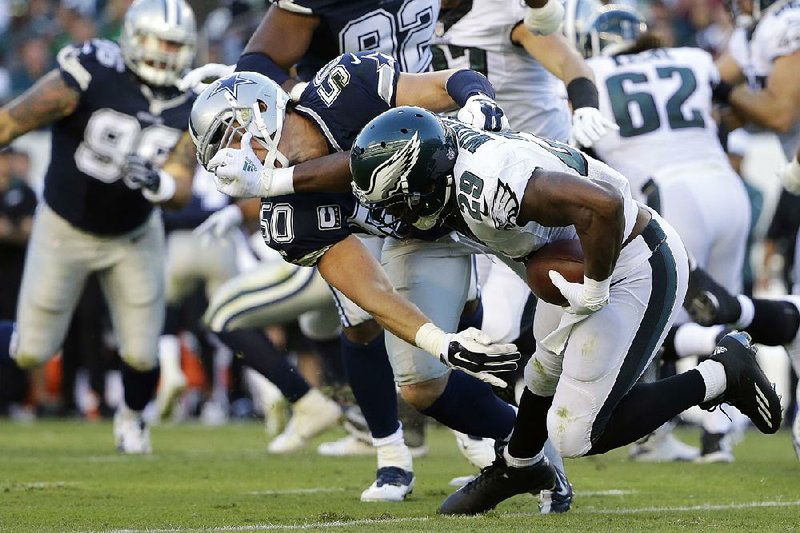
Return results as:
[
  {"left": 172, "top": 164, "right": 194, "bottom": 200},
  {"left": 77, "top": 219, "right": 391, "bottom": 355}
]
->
[
  {"left": 257, "top": 100, "right": 268, "bottom": 113},
  {"left": 401, "top": 128, "right": 408, "bottom": 134}
]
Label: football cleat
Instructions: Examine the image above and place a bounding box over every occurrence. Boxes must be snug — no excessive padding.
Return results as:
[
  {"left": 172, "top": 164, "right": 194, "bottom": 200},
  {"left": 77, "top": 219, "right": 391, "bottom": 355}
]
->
[
  {"left": 438, "top": 452, "right": 556, "bottom": 515},
  {"left": 267, "top": 389, "right": 341, "bottom": 454},
  {"left": 629, "top": 424, "right": 700, "bottom": 462},
  {"left": 452, "top": 430, "right": 496, "bottom": 469},
  {"left": 700, "top": 332, "right": 782, "bottom": 434},
  {"left": 360, "top": 466, "right": 415, "bottom": 502},
  {"left": 318, "top": 434, "right": 374, "bottom": 456},
  {"left": 695, "top": 431, "right": 734, "bottom": 463},
  {"left": 114, "top": 409, "right": 152, "bottom": 454},
  {"left": 538, "top": 459, "right": 572, "bottom": 514},
  {"left": 684, "top": 267, "right": 741, "bottom": 326}
]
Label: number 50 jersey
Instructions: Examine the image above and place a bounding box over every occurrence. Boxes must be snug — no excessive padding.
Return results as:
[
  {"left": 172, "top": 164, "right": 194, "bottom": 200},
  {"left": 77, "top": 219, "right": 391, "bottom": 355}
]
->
[{"left": 587, "top": 47, "right": 728, "bottom": 194}]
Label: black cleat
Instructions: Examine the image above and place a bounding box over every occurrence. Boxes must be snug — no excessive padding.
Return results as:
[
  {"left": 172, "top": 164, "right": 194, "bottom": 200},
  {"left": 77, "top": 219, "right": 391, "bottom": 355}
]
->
[
  {"left": 700, "top": 332, "right": 782, "bottom": 434},
  {"left": 438, "top": 452, "right": 556, "bottom": 515},
  {"left": 684, "top": 267, "right": 741, "bottom": 326}
]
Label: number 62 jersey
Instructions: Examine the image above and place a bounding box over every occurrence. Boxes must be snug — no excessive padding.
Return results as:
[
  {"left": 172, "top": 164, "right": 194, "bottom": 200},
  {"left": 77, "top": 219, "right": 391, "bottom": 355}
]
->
[{"left": 48, "top": 39, "right": 194, "bottom": 236}]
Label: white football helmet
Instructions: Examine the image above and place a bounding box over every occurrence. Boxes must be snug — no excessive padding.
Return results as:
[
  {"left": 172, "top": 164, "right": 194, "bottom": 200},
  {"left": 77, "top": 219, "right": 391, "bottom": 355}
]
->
[
  {"left": 120, "top": 0, "right": 197, "bottom": 87},
  {"left": 189, "top": 72, "right": 291, "bottom": 170}
]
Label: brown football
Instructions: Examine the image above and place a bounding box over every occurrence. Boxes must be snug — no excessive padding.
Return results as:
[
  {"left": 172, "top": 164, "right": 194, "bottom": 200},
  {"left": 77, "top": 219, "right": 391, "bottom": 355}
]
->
[{"left": 525, "top": 239, "right": 585, "bottom": 306}]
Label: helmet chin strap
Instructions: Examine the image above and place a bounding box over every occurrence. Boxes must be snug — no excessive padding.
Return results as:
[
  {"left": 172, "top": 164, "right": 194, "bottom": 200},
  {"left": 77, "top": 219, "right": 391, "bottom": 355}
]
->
[{"left": 252, "top": 101, "right": 290, "bottom": 169}]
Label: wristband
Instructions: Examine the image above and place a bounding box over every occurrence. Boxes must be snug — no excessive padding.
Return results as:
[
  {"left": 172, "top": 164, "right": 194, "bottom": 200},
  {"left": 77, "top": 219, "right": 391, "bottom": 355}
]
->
[
  {"left": 583, "top": 275, "right": 611, "bottom": 306},
  {"left": 446, "top": 69, "right": 496, "bottom": 106},
  {"left": 235, "top": 52, "right": 290, "bottom": 85},
  {"left": 143, "top": 170, "right": 176, "bottom": 203},
  {"left": 415, "top": 322, "right": 447, "bottom": 357},
  {"left": 566, "top": 77, "right": 599, "bottom": 110},
  {"left": 267, "top": 166, "right": 295, "bottom": 196}
]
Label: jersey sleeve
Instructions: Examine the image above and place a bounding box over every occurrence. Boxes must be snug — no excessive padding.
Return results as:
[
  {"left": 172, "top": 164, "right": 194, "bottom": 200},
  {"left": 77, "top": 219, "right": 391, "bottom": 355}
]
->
[
  {"left": 259, "top": 194, "right": 353, "bottom": 267},
  {"left": 56, "top": 39, "right": 126, "bottom": 94}
]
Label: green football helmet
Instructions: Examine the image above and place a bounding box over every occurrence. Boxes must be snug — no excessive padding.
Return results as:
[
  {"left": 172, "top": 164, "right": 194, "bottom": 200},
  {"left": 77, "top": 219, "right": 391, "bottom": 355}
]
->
[{"left": 350, "top": 107, "right": 457, "bottom": 231}]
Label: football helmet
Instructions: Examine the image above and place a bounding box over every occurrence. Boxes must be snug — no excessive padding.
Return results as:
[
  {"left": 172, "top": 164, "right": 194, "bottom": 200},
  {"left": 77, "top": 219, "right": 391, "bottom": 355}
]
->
[
  {"left": 189, "top": 72, "right": 291, "bottom": 171},
  {"left": 727, "top": 0, "right": 787, "bottom": 26},
  {"left": 350, "top": 107, "right": 456, "bottom": 231},
  {"left": 120, "top": 0, "right": 197, "bottom": 87},
  {"left": 578, "top": 5, "right": 647, "bottom": 58}
]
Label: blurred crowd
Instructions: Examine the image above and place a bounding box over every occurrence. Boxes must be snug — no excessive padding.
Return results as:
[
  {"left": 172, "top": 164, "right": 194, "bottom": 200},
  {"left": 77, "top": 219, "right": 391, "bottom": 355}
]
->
[{"left": 0, "top": 0, "right": 794, "bottom": 423}]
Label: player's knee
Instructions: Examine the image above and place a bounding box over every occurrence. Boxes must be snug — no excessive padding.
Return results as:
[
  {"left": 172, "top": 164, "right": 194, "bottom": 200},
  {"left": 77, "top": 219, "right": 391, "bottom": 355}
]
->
[
  {"left": 12, "top": 352, "right": 47, "bottom": 369},
  {"left": 524, "top": 355, "right": 559, "bottom": 397},
  {"left": 121, "top": 352, "right": 158, "bottom": 372},
  {"left": 546, "top": 406, "right": 592, "bottom": 458},
  {"left": 399, "top": 375, "right": 448, "bottom": 411}
]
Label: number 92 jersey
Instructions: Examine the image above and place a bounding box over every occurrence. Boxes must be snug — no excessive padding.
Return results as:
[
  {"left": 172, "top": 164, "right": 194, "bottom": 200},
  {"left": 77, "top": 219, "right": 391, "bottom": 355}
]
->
[
  {"left": 49, "top": 39, "right": 194, "bottom": 236},
  {"left": 272, "top": 0, "right": 439, "bottom": 78}
]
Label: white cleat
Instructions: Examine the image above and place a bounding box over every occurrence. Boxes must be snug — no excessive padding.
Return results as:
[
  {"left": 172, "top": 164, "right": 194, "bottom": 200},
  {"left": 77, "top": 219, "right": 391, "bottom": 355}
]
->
[
  {"left": 360, "top": 467, "right": 414, "bottom": 502},
  {"left": 630, "top": 428, "right": 699, "bottom": 462},
  {"left": 695, "top": 431, "right": 734, "bottom": 463},
  {"left": 318, "top": 434, "right": 375, "bottom": 456},
  {"left": 114, "top": 409, "right": 152, "bottom": 454},
  {"left": 452, "top": 430, "right": 495, "bottom": 469},
  {"left": 267, "top": 389, "right": 341, "bottom": 454}
]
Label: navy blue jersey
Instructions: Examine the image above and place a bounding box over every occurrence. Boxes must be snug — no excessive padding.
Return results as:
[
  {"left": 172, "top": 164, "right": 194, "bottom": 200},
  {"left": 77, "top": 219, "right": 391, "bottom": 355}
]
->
[
  {"left": 260, "top": 52, "right": 448, "bottom": 266},
  {"left": 272, "top": 0, "right": 438, "bottom": 79},
  {"left": 47, "top": 39, "right": 194, "bottom": 235}
]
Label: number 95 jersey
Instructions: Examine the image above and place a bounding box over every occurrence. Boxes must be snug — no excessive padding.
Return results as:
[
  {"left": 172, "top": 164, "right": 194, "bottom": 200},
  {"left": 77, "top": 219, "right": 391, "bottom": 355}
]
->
[{"left": 48, "top": 39, "right": 194, "bottom": 236}]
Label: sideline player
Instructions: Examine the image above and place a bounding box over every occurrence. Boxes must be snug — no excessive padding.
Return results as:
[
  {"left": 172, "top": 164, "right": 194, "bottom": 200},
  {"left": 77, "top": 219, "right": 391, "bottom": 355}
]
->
[
  {"left": 349, "top": 107, "right": 783, "bottom": 514},
  {"left": 0, "top": 0, "right": 197, "bottom": 453}
]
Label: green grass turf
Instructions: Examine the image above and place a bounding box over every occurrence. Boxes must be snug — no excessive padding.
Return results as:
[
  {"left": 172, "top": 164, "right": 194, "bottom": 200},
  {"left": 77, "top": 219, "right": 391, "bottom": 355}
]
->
[{"left": 0, "top": 420, "right": 798, "bottom": 532}]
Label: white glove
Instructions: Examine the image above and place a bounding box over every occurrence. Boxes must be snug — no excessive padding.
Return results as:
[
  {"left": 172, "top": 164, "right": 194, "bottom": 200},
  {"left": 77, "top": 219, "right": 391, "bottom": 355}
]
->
[
  {"left": 457, "top": 94, "right": 510, "bottom": 132},
  {"left": 523, "top": 0, "right": 565, "bottom": 36},
  {"left": 549, "top": 272, "right": 610, "bottom": 315},
  {"left": 208, "top": 132, "right": 271, "bottom": 198},
  {"left": 415, "top": 323, "right": 520, "bottom": 388},
  {"left": 193, "top": 204, "right": 243, "bottom": 243},
  {"left": 571, "top": 107, "right": 618, "bottom": 147},
  {"left": 781, "top": 156, "right": 800, "bottom": 195},
  {"left": 288, "top": 81, "right": 309, "bottom": 102},
  {"left": 177, "top": 63, "right": 235, "bottom": 92}
]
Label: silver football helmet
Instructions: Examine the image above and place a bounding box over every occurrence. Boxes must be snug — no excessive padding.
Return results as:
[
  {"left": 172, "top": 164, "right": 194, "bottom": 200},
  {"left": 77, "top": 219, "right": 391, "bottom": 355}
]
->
[
  {"left": 189, "top": 71, "right": 291, "bottom": 170},
  {"left": 120, "top": 0, "right": 197, "bottom": 87}
]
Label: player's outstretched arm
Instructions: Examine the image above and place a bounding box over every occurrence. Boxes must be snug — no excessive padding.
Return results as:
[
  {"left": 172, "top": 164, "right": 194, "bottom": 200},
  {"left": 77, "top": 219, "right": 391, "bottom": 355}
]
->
[
  {"left": 0, "top": 70, "right": 79, "bottom": 147},
  {"left": 160, "top": 132, "right": 198, "bottom": 207},
  {"left": 317, "top": 235, "right": 520, "bottom": 386}
]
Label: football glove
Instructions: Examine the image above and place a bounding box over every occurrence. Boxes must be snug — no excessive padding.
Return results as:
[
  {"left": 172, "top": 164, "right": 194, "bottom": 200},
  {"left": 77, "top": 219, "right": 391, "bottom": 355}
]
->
[
  {"left": 208, "top": 132, "right": 292, "bottom": 198},
  {"left": 549, "top": 272, "right": 610, "bottom": 315},
  {"left": 523, "top": 0, "right": 565, "bottom": 36},
  {"left": 457, "top": 95, "right": 509, "bottom": 132},
  {"left": 193, "top": 204, "right": 244, "bottom": 242},
  {"left": 416, "top": 323, "right": 520, "bottom": 388},
  {"left": 571, "top": 107, "right": 618, "bottom": 147},
  {"left": 781, "top": 156, "right": 800, "bottom": 195},
  {"left": 177, "top": 63, "right": 235, "bottom": 92},
  {"left": 122, "top": 154, "right": 176, "bottom": 203}
]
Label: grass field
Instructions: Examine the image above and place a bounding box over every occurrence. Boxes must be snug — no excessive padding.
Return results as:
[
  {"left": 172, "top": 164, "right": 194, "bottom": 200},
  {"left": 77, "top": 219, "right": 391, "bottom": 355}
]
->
[{"left": 0, "top": 420, "right": 798, "bottom": 532}]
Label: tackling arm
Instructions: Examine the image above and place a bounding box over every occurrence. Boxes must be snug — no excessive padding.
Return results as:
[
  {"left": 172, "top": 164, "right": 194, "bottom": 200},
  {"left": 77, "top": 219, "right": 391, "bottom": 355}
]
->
[
  {"left": 512, "top": 26, "right": 592, "bottom": 86},
  {"left": 160, "top": 132, "right": 197, "bottom": 207},
  {"left": 0, "top": 70, "right": 79, "bottom": 147},
  {"left": 518, "top": 169, "right": 624, "bottom": 282}
]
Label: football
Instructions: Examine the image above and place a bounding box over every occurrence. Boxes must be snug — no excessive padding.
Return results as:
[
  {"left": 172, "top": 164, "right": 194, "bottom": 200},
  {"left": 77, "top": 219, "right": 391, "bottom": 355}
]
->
[{"left": 525, "top": 239, "right": 585, "bottom": 306}]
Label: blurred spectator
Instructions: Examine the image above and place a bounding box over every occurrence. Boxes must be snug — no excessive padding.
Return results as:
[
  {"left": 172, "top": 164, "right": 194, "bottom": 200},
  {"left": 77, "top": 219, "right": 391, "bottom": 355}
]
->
[
  {"left": 9, "top": 37, "right": 53, "bottom": 98},
  {"left": 98, "top": 0, "right": 132, "bottom": 42}
]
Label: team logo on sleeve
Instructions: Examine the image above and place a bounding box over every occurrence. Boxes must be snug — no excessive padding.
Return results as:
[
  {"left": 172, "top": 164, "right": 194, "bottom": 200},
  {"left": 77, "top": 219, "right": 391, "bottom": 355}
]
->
[
  {"left": 317, "top": 205, "right": 342, "bottom": 230},
  {"left": 490, "top": 180, "right": 520, "bottom": 230}
]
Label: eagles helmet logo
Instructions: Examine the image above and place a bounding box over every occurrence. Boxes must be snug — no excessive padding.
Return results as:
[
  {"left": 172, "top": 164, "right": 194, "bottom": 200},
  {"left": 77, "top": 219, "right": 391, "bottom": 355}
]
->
[{"left": 361, "top": 132, "right": 422, "bottom": 202}]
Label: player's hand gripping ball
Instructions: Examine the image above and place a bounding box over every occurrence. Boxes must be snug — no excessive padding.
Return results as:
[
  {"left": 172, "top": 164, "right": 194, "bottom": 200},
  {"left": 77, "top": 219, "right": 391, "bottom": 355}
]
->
[{"left": 526, "top": 239, "right": 585, "bottom": 306}]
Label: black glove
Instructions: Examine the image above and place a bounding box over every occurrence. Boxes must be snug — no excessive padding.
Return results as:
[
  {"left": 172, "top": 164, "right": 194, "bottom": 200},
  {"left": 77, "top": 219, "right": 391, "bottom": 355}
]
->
[{"left": 123, "top": 154, "right": 161, "bottom": 192}]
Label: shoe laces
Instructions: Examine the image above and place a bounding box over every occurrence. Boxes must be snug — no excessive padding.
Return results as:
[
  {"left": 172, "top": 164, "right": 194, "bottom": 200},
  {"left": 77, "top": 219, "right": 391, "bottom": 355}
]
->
[{"left": 460, "top": 457, "right": 508, "bottom": 493}]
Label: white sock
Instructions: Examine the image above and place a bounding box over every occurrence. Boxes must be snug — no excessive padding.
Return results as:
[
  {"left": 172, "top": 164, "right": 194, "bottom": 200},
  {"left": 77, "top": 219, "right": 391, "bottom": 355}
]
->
[
  {"left": 503, "top": 446, "right": 544, "bottom": 468},
  {"left": 374, "top": 425, "right": 413, "bottom": 471},
  {"left": 158, "top": 335, "right": 182, "bottom": 376},
  {"left": 695, "top": 360, "right": 727, "bottom": 403},
  {"left": 734, "top": 295, "right": 754, "bottom": 328},
  {"left": 674, "top": 323, "right": 725, "bottom": 357}
]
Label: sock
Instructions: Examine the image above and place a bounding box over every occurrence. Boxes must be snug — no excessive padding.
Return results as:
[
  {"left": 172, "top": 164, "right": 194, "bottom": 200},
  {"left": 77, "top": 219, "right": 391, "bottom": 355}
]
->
[
  {"left": 158, "top": 334, "right": 182, "bottom": 377},
  {"left": 421, "top": 369, "right": 515, "bottom": 440},
  {"left": 735, "top": 295, "right": 755, "bottom": 328},
  {"left": 674, "top": 323, "right": 725, "bottom": 357},
  {"left": 587, "top": 370, "right": 706, "bottom": 455},
  {"left": 121, "top": 363, "right": 160, "bottom": 411},
  {"left": 504, "top": 445, "right": 544, "bottom": 468},
  {"left": 216, "top": 329, "right": 310, "bottom": 402},
  {"left": 163, "top": 305, "right": 181, "bottom": 335},
  {"left": 341, "top": 333, "right": 399, "bottom": 439},
  {"left": 744, "top": 298, "right": 800, "bottom": 346},
  {"left": 312, "top": 337, "right": 346, "bottom": 386},
  {"left": 0, "top": 321, "right": 27, "bottom": 403},
  {"left": 373, "top": 425, "right": 413, "bottom": 471},
  {"left": 458, "top": 299, "right": 484, "bottom": 331},
  {"left": 0, "top": 321, "right": 13, "bottom": 362},
  {"left": 507, "top": 387, "right": 552, "bottom": 459},
  {"left": 695, "top": 360, "right": 727, "bottom": 402}
]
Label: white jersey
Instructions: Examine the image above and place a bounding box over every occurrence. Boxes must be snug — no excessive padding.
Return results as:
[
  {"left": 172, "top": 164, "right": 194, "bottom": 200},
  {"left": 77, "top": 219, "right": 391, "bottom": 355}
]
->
[
  {"left": 588, "top": 47, "right": 730, "bottom": 194},
  {"left": 728, "top": 0, "right": 800, "bottom": 158},
  {"left": 446, "top": 121, "right": 639, "bottom": 265},
  {"left": 431, "top": 0, "right": 571, "bottom": 141}
]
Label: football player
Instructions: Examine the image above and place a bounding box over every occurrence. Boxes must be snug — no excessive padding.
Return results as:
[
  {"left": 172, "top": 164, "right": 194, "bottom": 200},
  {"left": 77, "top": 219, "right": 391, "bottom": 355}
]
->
[
  {"left": 0, "top": 0, "right": 197, "bottom": 452},
  {"left": 577, "top": 5, "right": 752, "bottom": 462},
  {"left": 349, "top": 107, "right": 783, "bottom": 514}
]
